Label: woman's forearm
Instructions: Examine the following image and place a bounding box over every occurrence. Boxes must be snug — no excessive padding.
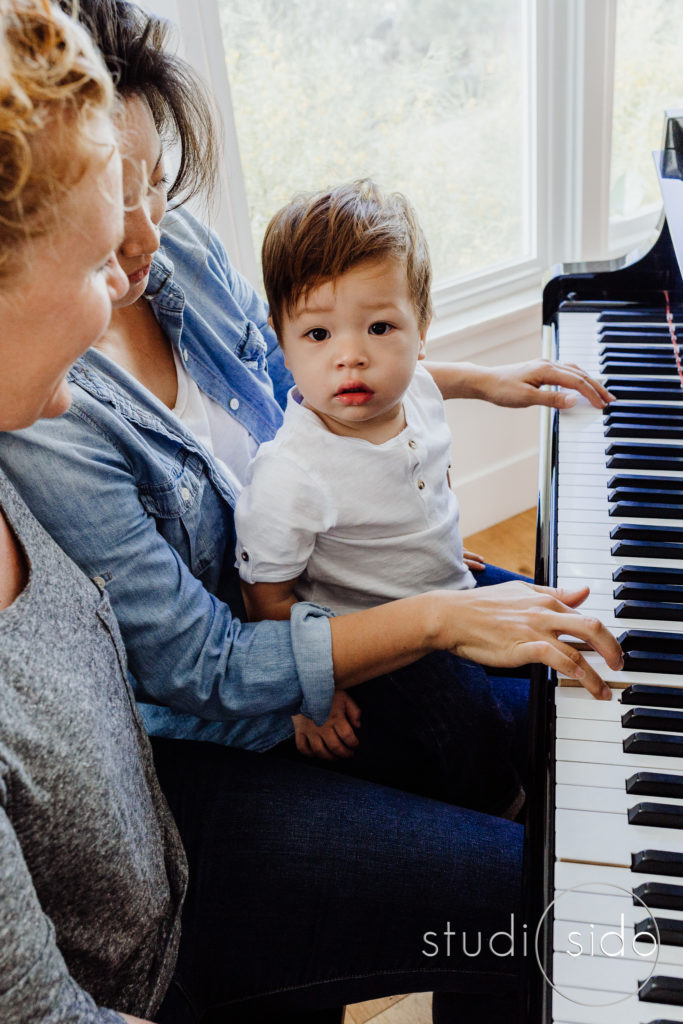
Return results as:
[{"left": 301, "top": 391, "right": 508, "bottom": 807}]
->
[
  {"left": 330, "top": 581, "right": 624, "bottom": 699},
  {"left": 329, "top": 592, "right": 441, "bottom": 687}
]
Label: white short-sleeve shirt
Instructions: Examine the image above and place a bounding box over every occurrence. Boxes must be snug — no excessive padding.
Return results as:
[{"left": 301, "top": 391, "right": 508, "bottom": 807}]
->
[{"left": 235, "top": 363, "right": 475, "bottom": 614}]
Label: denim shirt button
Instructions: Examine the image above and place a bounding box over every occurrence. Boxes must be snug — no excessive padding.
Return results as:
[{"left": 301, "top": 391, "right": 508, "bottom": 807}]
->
[
  {"left": 182, "top": 347, "right": 189, "bottom": 362},
  {"left": 229, "top": 397, "right": 240, "bottom": 411},
  {"left": 180, "top": 486, "right": 191, "bottom": 502}
]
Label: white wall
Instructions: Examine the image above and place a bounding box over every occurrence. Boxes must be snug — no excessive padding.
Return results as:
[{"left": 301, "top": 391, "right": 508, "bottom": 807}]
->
[{"left": 429, "top": 303, "right": 542, "bottom": 535}]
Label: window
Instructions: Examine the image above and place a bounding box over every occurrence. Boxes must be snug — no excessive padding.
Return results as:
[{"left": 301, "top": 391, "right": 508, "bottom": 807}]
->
[
  {"left": 148, "top": 0, "right": 683, "bottom": 313},
  {"left": 610, "top": 0, "right": 683, "bottom": 224},
  {"left": 217, "top": 0, "right": 533, "bottom": 290}
]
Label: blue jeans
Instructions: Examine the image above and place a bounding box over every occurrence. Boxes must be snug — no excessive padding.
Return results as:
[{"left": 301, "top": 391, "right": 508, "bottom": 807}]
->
[
  {"left": 273, "top": 563, "right": 533, "bottom": 815},
  {"left": 155, "top": 565, "right": 530, "bottom": 1023},
  {"left": 153, "top": 730, "right": 525, "bottom": 1024}
]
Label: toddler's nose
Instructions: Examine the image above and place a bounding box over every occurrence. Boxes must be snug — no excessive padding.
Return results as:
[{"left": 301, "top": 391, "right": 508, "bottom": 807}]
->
[{"left": 335, "top": 337, "right": 369, "bottom": 368}]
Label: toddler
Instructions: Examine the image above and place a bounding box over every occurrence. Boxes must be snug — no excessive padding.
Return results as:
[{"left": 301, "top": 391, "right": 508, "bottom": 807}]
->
[{"left": 235, "top": 180, "right": 523, "bottom": 817}]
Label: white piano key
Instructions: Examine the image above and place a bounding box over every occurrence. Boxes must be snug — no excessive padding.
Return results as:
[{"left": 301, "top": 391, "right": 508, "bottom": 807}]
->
[
  {"left": 554, "top": 917, "right": 683, "bottom": 965},
  {"left": 555, "top": 738, "right": 683, "bottom": 770},
  {"left": 557, "top": 784, "right": 683, "bottom": 815},
  {"left": 556, "top": 859, "right": 683, "bottom": 892},
  {"left": 553, "top": 949, "right": 664, "bottom": 993},
  {"left": 553, "top": 889, "right": 683, "bottom": 928},
  {"left": 553, "top": 990, "right": 683, "bottom": 1024},
  {"left": 555, "top": 807, "right": 683, "bottom": 865},
  {"left": 555, "top": 761, "right": 648, "bottom": 789}
]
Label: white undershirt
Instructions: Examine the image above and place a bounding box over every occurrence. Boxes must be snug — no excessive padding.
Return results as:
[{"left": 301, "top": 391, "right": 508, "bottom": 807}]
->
[{"left": 171, "top": 347, "right": 258, "bottom": 491}]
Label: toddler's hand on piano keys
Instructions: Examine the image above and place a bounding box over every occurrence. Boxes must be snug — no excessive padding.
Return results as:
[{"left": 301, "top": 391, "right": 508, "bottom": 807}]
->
[
  {"left": 442, "top": 580, "right": 623, "bottom": 699},
  {"left": 475, "top": 357, "right": 615, "bottom": 410}
]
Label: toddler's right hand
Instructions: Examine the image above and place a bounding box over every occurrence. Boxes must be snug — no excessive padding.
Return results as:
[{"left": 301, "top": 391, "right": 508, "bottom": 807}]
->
[{"left": 293, "top": 691, "right": 362, "bottom": 760}]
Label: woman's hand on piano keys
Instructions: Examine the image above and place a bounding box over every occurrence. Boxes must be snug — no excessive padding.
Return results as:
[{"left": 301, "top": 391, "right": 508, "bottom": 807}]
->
[
  {"left": 437, "top": 581, "right": 623, "bottom": 700},
  {"left": 425, "top": 358, "right": 615, "bottom": 409}
]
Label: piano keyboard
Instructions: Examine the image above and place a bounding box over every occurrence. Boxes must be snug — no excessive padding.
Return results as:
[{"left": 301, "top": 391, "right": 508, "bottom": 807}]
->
[{"left": 546, "top": 306, "right": 683, "bottom": 1022}]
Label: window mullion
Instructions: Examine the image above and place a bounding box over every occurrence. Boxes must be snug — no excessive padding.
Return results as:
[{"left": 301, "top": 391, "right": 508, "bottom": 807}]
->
[
  {"left": 147, "top": 0, "right": 260, "bottom": 284},
  {"left": 579, "top": 0, "right": 617, "bottom": 259},
  {"left": 540, "top": 0, "right": 616, "bottom": 265}
]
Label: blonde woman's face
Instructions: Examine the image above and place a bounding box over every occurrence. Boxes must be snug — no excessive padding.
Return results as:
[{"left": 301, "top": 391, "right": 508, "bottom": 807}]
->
[{"left": 0, "top": 113, "right": 127, "bottom": 430}]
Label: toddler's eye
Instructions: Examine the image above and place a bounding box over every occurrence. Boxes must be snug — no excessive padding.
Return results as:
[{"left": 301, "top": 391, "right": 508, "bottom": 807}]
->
[
  {"left": 369, "top": 322, "right": 393, "bottom": 335},
  {"left": 306, "top": 328, "right": 330, "bottom": 342}
]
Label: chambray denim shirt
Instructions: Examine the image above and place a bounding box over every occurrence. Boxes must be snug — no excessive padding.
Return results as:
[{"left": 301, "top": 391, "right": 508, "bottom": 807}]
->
[{"left": 0, "top": 207, "right": 334, "bottom": 751}]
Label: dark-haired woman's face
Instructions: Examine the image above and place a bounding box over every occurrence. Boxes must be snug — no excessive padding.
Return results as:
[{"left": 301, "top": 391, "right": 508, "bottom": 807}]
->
[{"left": 114, "top": 94, "right": 167, "bottom": 307}]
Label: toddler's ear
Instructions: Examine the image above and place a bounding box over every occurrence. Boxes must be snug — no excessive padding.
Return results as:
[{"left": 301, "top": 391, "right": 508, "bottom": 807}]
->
[{"left": 417, "top": 318, "right": 431, "bottom": 359}]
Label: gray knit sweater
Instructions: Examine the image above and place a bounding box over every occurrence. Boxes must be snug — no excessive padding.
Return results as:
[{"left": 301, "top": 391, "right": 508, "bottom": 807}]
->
[{"left": 0, "top": 471, "right": 187, "bottom": 1023}]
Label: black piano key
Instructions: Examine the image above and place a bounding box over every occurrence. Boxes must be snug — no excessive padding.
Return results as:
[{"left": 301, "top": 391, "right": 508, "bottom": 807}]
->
[
  {"left": 609, "top": 490, "right": 683, "bottom": 506},
  {"left": 622, "top": 685, "right": 683, "bottom": 708},
  {"left": 609, "top": 474, "right": 683, "bottom": 491},
  {"left": 635, "top": 917, "right": 683, "bottom": 946},
  {"left": 606, "top": 386, "right": 683, "bottom": 401},
  {"left": 605, "top": 406, "right": 683, "bottom": 422},
  {"left": 611, "top": 540, "right": 683, "bottom": 559},
  {"left": 598, "top": 316, "right": 672, "bottom": 325},
  {"left": 607, "top": 455, "right": 683, "bottom": 472},
  {"left": 604, "top": 377, "right": 683, "bottom": 389},
  {"left": 619, "top": 629, "right": 683, "bottom": 654},
  {"left": 607, "top": 443, "right": 683, "bottom": 459},
  {"left": 601, "top": 345, "right": 677, "bottom": 355},
  {"left": 621, "top": 650, "right": 683, "bottom": 672},
  {"left": 610, "top": 503, "right": 683, "bottom": 519},
  {"left": 639, "top": 975, "right": 683, "bottom": 1005},
  {"left": 627, "top": 772, "right": 683, "bottom": 798},
  {"left": 633, "top": 850, "right": 683, "bottom": 876},
  {"left": 628, "top": 802, "right": 683, "bottom": 828},
  {"left": 606, "top": 410, "right": 683, "bottom": 423},
  {"left": 601, "top": 351, "right": 678, "bottom": 363},
  {"left": 611, "top": 525, "right": 683, "bottom": 543},
  {"left": 616, "top": 601, "right": 683, "bottom": 621},
  {"left": 601, "top": 363, "right": 679, "bottom": 377},
  {"left": 622, "top": 707, "right": 683, "bottom": 731},
  {"left": 614, "top": 566, "right": 683, "bottom": 584},
  {"left": 606, "top": 425, "right": 683, "bottom": 439},
  {"left": 634, "top": 882, "right": 683, "bottom": 911},
  {"left": 624, "top": 734, "right": 683, "bottom": 757},
  {"left": 615, "top": 583, "right": 683, "bottom": 602}
]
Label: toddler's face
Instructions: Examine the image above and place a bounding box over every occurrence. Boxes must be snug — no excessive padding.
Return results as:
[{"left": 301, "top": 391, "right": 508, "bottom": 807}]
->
[{"left": 279, "top": 257, "right": 427, "bottom": 442}]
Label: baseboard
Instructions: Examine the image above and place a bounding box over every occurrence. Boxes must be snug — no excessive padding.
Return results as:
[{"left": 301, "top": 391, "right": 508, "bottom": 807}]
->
[{"left": 455, "top": 449, "right": 538, "bottom": 536}]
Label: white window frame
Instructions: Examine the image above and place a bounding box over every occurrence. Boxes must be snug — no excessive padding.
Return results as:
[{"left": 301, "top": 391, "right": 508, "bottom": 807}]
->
[{"left": 149, "top": 0, "right": 656, "bottom": 337}]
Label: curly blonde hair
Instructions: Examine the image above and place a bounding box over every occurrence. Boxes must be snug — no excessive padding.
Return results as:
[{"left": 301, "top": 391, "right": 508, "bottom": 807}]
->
[{"left": 0, "top": 0, "right": 114, "bottom": 279}]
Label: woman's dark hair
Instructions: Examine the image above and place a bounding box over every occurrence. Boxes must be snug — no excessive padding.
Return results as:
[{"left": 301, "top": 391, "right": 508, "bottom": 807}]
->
[{"left": 60, "top": 0, "right": 219, "bottom": 208}]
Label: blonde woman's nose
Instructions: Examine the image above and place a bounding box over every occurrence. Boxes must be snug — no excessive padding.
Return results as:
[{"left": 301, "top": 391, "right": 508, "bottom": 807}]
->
[{"left": 106, "top": 256, "right": 129, "bottom": 303}]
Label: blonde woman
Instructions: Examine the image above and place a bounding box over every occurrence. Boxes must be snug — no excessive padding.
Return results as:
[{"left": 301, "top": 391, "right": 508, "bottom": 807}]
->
[{"left": 0, "top": 4, "right": 184, "bottom": 1022}]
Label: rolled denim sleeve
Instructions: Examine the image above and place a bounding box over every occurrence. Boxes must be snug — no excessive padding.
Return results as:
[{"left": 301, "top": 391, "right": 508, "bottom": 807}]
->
[
  {"left": 0, "top": 413, "right": 335, "bottom": 729},
  {"left": 290, "top": 602, "right": 335, "bottom": 724}
]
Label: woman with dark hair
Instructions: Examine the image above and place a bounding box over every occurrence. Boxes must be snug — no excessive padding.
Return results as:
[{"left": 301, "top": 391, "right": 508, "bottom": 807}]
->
[{"left": 1, "top": 2, "right": 622, "bottom": 1022}]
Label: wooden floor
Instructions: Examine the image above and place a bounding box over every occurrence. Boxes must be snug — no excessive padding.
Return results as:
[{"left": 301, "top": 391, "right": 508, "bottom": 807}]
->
[{"left": 343, "top": 506, "right": 537, "bottom": 1024}]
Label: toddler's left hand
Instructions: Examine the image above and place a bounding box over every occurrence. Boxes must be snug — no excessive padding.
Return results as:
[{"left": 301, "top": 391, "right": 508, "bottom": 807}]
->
[{"left": 292, "top": 691, "right": 362, "bottom": 760}]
